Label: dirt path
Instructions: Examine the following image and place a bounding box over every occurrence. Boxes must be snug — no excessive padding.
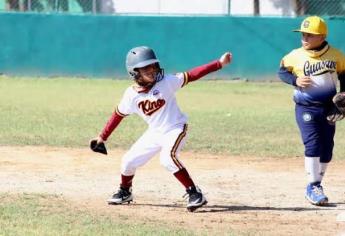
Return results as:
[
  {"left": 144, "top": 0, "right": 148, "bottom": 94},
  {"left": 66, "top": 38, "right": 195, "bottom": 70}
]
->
[{"left": 1, "top": 146, "right": 345, "bottom": 235}]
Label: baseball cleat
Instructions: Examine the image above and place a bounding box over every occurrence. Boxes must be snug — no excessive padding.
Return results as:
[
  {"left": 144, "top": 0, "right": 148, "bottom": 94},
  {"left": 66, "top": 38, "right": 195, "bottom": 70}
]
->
[
  {"left": 107, "top": 187, "right": 133, "bottom": 205},
  {"left": 185, "top": 186, "right": 207, "bottom": 212},
  {"left": 305, "top": 182, "right": 328, "bottom": 206}
]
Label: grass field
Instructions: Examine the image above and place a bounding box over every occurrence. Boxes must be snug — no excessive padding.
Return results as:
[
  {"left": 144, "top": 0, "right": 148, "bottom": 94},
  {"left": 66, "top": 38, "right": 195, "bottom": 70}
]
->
[
  {"left": 0, "top": 194, "right": 197, "bottom": 236},
  {"left": 1, "top": 76, "right": 345, "bottom": 158},
  {"left": 2, "top": 76, "right": 345, "bottom": 235}
]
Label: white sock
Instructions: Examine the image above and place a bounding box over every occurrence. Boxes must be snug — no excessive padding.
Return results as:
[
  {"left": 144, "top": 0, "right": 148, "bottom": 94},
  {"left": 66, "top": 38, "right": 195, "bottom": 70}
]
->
[
  {"left": 319, "top": 162, "right": 328, "bottom": 182},
  {"left": 305, "top": 156, "right": 321, "bottom": 183}
]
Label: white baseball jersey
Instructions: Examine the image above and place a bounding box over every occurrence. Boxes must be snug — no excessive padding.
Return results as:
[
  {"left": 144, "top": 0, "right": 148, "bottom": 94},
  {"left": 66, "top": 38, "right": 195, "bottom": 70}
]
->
[
  {"left": 116, "top": 73, "right": 188, "bottom": 132},
  {"left": 115, "top": 73, "right": 189, "bottom": 175}
]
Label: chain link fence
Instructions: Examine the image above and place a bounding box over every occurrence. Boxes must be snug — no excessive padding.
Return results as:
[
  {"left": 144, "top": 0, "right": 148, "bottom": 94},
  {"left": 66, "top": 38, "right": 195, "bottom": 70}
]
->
[
  {"left": 1, "top": 0, "right": 345, "bottom": 16},
  {"left": 292, "top": 0, "right": 345, "bottom": 16},
  {"left": 2, "top": 0, "right": 113, "bottom": 13}
]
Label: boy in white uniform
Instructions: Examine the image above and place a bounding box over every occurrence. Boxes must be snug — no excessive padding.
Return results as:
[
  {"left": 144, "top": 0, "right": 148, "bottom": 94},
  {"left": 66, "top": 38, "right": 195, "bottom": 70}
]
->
[{"left": 91, "top": 46, "right": 232, "bottom": 212}]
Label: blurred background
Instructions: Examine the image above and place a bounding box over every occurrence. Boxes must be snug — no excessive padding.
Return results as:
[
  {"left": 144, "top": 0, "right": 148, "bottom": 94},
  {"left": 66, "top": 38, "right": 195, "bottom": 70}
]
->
[
  {"left": 0, "top": 0, "right": 344, "bottom": 79},
  {"left": 2, "top": 0, "right": 345, "bottom": 16}
]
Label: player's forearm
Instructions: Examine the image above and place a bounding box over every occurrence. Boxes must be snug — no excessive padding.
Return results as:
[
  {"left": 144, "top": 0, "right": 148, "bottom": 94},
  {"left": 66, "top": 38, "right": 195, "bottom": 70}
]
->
[
  {"left": 100, "top": 111, "right": 124, "bottom": 141},
  {"left": 278, "top": 67, "right": 297, "bottom": 86},
  {"left": 185, "top": 60, "right": 222, "bottom": 83}
]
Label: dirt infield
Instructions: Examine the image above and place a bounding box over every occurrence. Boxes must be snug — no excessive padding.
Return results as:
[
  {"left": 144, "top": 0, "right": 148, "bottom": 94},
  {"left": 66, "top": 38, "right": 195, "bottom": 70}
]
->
[{"left": 1, "top": 146, "right": 345, "bottom": 235}]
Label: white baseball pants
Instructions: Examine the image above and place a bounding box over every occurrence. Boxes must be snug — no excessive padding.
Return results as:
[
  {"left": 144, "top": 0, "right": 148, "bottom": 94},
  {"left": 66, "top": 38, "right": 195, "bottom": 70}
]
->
[{"left": 121, "top": 124, "right": 188, "bottom": 175}]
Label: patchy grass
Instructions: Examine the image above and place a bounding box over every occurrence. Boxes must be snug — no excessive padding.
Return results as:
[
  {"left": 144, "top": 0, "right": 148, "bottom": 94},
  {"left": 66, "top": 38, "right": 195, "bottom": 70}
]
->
[{"left": 1, "top": 77, "right": 345, "bottom": 158}]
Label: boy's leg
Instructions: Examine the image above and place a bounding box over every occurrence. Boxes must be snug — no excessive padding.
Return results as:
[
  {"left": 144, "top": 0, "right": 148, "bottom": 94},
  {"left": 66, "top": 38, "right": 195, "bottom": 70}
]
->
[
  {"left": 108, "top": 130, "right": 161, "bottom": 204},
  {"left": 319, "top": 116, "right": 335, "bottom": 167},
  {"left": 160, "top": 124, "right": 207, "bottom": 211},
  {"left": 295, "top": 105, "right": 328, "bottom": 205}
]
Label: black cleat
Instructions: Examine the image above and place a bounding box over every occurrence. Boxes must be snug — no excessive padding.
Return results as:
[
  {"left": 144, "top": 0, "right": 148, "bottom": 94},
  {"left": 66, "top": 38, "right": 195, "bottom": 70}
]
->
[
  {"left": 185, "top": 186, "right": 207, "bottom": 212},
  {"left": 107, "top": 187, "right": 133, "bottom": 205}
]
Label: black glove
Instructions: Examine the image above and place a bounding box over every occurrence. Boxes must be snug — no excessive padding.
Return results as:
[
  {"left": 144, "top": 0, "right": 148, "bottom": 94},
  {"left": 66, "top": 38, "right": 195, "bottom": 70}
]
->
[
  {"left": 327, "top": 92, "right": 345, "bottom": 123},
  {"left": 333, "top": 92, "right": 345, "bottom": 114},
  {"left": 327, "top": 106, "right": 344, "bottom": 123},
  {"left": 90, "top": 139, "right": 108, "bottom": 155}
]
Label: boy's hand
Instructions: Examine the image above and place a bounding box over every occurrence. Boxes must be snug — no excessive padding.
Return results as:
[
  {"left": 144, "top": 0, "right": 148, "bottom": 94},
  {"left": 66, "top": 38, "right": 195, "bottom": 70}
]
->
[
  {"left": 219, "top": 52, "right": 232, "bottom": 67},
  {"left": 296, "top": 76, "right": 312, "bottom": 88},
  {"left": 89, "top": 137, "right": 108, "bottom": 155}
]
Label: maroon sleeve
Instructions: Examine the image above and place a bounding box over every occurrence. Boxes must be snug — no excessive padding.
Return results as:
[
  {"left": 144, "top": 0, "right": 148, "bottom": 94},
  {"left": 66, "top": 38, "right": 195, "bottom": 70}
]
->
[
  {"left": 183, "top": 60, "right": 222, "bottom": 83},
  {"left": 99, "top": 111, "right": 124, "bottom": 141}
]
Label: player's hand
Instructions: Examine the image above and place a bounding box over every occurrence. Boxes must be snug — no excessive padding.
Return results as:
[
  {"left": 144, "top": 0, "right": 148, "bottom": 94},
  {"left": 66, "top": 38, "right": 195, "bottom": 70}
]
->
[
  {"left": 89, "top": 136, "right": 108, "bottom": 155},
  {"left": 91, "top": 136, "right": 104, "bottom": 145},
  {"left": 219, "top": 52, "right": 232, "bottom": 67},
  {"left": 296, "top": 76, "right": 312, "bottom": 88}
]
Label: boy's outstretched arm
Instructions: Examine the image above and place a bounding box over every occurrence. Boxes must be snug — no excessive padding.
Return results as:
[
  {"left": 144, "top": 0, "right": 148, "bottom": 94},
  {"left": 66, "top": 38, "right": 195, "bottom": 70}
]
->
[{"left": 183, "top": 52, "right": 232, "bottom": 83}]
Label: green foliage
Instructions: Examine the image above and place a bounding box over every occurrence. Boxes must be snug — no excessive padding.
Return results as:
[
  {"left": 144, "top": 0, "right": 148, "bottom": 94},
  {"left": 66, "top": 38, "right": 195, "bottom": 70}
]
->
[
  {"left": 0, "top": 194, "right": 195, "bottom": 236},
  {"left": 1, "top": 77, "right": 345, "bottom": 158}
]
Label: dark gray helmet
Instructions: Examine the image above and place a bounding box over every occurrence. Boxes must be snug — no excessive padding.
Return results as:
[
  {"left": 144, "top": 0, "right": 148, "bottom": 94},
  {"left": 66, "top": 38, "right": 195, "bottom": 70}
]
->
[{"left": 126, "top": 46, "right": 160, "bottom": 80}]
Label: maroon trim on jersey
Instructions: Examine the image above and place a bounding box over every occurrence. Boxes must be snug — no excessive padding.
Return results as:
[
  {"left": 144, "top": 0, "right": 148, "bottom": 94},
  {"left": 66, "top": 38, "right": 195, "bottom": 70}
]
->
[
  {"left": 99, "top": 111, "right": 124, "bottom": 141},
  {"left": 170, "top": 124, "right": 188, "bottom": 170},
  {"left": 182, "top": 72, "right": 189, "bottom": 87},
  {"left": 115, "top": 107, "right": 128, "bottom": 117},
  {"left": 185, "top": 60, "right": 222, "bottom": 83},
  {"left": 120, "top": 174, "right": 134, "bottom": 189}
]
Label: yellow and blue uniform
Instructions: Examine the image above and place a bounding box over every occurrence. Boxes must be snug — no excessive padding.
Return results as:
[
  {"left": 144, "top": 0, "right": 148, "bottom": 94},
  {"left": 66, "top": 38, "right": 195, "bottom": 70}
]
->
[
  {"left": 278, "top": 41, "right": 345, "bottom": 162},
  {"left": 278, "top": 15, "right": 345, "bottom": 206},
  {"left": 280, "top": 42, "right": 345, "bottom": 105}
]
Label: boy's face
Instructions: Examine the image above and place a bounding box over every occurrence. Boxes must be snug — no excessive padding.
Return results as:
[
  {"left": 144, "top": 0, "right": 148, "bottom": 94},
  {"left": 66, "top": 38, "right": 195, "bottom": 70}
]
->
[
  {"left": 136, "top": 63, "right": 159, "bottom": 87},
  {"left": 301, "top": 33, "right": 326, "bottom": 50}
]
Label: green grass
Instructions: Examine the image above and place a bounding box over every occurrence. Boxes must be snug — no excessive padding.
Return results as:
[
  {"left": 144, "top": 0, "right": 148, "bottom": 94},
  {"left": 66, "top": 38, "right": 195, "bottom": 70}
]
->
[
  {"left": 1, "top": 76, "right": 345, "bottom": 158},
  {"left": 0, "top": 194, "right": 197, "bottom": 236}
]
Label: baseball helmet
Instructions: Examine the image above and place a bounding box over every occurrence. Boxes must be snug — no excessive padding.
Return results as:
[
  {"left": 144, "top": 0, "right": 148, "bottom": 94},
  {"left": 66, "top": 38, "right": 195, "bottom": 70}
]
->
[{"left": 126, "top": 46, "right": 164, "bottom": 85}]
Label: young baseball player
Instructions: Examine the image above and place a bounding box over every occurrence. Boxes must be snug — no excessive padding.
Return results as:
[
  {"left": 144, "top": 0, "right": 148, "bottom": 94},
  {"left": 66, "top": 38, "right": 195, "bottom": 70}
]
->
[
  {"left": 91, "top": 46, "right": 232, "bottom": 211},
  {"left": 278, "top": 16, "right": 345, "bottom": 206}
]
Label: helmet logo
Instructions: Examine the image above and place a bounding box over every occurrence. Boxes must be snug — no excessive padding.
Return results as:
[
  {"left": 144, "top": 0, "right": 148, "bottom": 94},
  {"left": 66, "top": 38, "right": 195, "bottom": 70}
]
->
[{"left": 303, "top": 20, "right": 310, "bottom": 28}]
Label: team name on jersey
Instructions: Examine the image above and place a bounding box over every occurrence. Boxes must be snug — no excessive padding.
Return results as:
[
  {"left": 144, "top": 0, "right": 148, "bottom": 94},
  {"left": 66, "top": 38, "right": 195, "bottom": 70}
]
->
[
  {"left": 138, "top": 99, "right": 166, "bottom": 116},
  {"left": 303, "top": 60, "right": 336, "bottom": 76}
]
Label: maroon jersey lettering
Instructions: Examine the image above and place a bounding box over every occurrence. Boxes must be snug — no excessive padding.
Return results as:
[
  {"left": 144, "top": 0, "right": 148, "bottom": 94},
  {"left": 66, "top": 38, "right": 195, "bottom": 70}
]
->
[{"left": 138, "top": 99, "right": 166, "bottom": 116}]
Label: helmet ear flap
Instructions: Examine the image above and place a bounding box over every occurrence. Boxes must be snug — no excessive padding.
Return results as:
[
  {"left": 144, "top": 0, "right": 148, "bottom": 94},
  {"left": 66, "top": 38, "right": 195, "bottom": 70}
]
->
[{"left": 155, "top": 68, "right": 164, "bottom": 82}]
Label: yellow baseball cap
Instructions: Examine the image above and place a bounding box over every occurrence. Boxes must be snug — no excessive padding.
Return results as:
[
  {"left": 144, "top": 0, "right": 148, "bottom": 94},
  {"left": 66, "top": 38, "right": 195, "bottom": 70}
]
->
[{"left": 293, "top": 16, "right": 328, "bottom": 35}]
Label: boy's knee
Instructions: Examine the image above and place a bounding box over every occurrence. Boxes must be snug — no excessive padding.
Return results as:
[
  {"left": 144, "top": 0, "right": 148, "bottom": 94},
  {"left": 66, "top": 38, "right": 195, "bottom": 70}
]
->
[
  {"left": 121, "top": 160, "right": 136, "bottom": 176},
  {"left": 160, "top": 159, "right": 179, "bottom": 173}
]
